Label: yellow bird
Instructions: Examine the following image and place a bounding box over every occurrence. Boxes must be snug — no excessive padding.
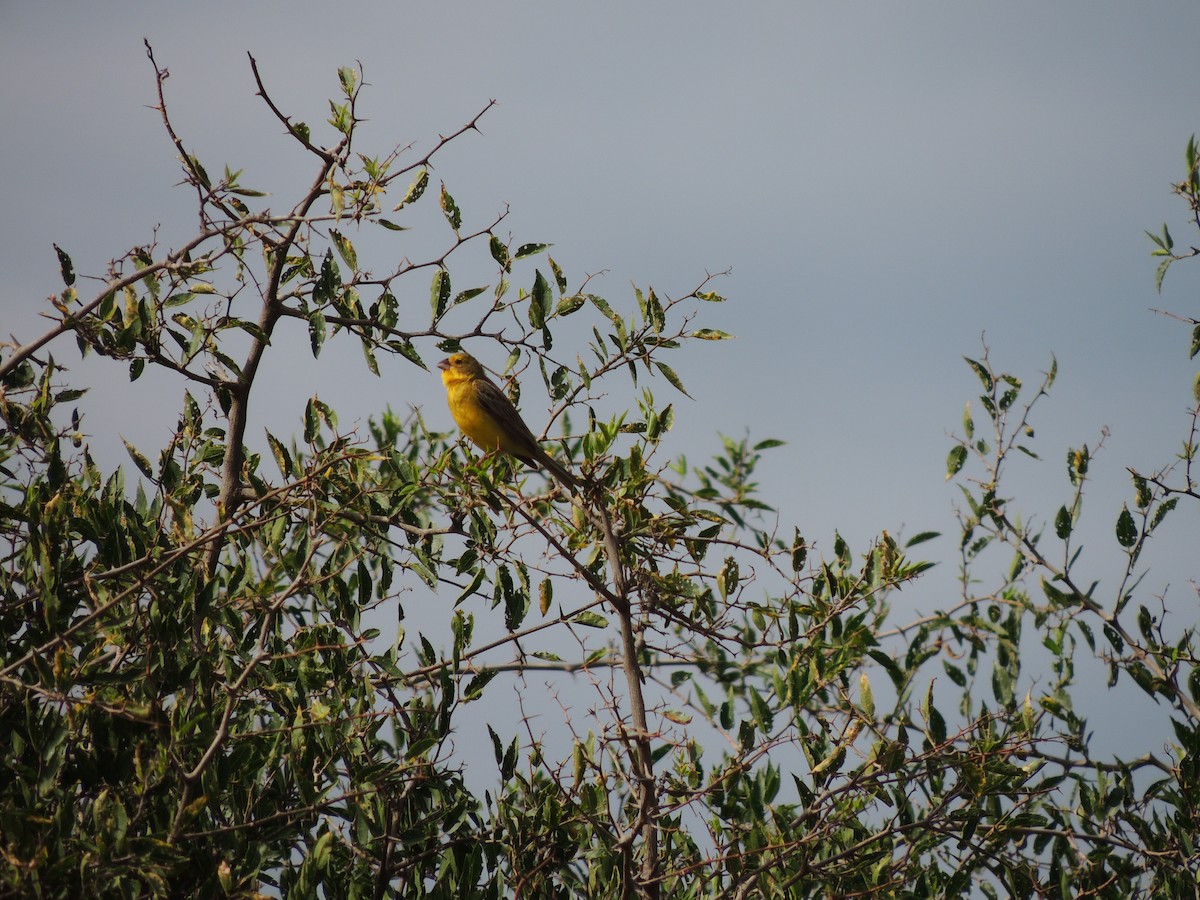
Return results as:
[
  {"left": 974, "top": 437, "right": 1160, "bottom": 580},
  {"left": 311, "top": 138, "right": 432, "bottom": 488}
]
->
[{"left": 438, "top": 352, "right": 578, "bottom": 491}]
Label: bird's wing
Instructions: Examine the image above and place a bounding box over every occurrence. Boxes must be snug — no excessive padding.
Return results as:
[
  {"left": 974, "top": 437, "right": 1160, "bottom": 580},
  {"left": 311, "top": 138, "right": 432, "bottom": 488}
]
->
[
  {"left": 474, "top": 378, "right": 541, "bottom": 453},
  {"left": 475, "top": 377, "right": 577, "bottom": 489}
]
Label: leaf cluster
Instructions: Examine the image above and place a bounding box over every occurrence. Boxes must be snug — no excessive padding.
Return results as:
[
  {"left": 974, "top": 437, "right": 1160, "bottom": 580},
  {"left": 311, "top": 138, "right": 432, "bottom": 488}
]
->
[{"left": 2, "top": 54, "right": 1198, "bottom": 900}]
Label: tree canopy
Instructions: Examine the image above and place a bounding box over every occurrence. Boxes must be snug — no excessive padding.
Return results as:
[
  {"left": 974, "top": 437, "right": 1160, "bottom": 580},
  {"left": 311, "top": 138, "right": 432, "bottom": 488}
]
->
[{"left": 2, "top": 48, "right": 1198, "bottom": 898}]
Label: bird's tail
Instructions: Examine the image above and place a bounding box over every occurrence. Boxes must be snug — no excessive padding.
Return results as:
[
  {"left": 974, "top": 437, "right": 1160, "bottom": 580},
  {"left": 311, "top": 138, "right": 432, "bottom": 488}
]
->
[{"left": 536, "top": 447, "right": 579, "bottom": 492}]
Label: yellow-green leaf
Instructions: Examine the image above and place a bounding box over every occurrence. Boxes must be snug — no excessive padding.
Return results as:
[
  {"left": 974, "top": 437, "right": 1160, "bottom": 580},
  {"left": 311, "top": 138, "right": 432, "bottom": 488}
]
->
[
  {"left": 440, "top": 182, "right": 461, "bottom": 232},
  {"left": 123, "top": 438, "right": 153, "bottom": 479},
  {"left": 330, "top": 230, "right": 357, "bottom": 270},
  {"left": 1115, "top": 506, "right": 1137, "bottom": 548},
  {"left": 655, "top": 361, "right": 692, "bottom": 398},
  {"left": 395, "top": 169, "right": 428, "bottom": 210},
  {"left": 945, "top": 445, "right": 967, "bottom": 480},
  {"left": 430, "top": 269, "right": 450, "bottom": 322}
]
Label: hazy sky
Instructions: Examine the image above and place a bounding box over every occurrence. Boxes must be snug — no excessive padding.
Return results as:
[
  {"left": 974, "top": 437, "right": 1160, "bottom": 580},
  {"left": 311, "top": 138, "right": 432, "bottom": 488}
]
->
[{"left": 4, "top": 3, "right": 1199, "bottom": 758}]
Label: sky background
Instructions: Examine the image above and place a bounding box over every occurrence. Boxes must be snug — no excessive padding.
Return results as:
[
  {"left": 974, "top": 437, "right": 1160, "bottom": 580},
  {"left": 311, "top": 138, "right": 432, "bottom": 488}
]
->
[{"left": 4, "top": 3, "right": 1199, "bottom": 766}]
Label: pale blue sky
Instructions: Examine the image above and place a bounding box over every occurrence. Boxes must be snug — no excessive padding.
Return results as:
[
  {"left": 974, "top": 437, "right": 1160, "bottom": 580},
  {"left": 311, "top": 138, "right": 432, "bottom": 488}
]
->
[{"left": 3, "top": 2, "right": 1198, "bottom": 759}]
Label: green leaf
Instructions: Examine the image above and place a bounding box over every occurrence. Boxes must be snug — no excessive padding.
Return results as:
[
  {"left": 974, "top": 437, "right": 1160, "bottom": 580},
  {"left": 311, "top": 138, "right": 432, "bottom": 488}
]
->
[
  {"left": 164, "top": 292, "right": 196, "bottom": 308},
  {"left": 313, "top": 251, "right": 339, "bottom": 305},
  {"left": 548, "top": 365, "right": 570, "bottom": 401},
  {"left": 338, "top": 66, "right": 358, "bottom": 96},
  {"left": 572, "top": 611, "right": 609, "bottom": 628},
  {"left": 738, "top": 720, "right": 756, "bottom": 753},
  {"left": 328, "top": 101, "right": 352, "bottom": 136},
  {"left": 447, "top": 287, "right": 484, "bottom": 308},
  {"left": 514, "top": 242, "right": 551, "bottom": 259},
  {"left": 1150, "top": 497, "right": 1177, "bottom": 531},
  {"left": 390, "top": 340, "right": 426, "bottom": 370},
  {"left": 489, "top": 235, "right": 510, "bottom": 271},
  {"left": 963, "top": 357, "right": 993, "bottom": 392},
  {"left": 1041, "top": 577, "right": 1073, "bottom": 608},
  {"left": 587, "top": 294, "right": 623, "bottom": 331},
  {"left": 1115, "top": 505, "right": 1137, "bottom": 548},
  {"left": 927, "top": 702, "right": 947, "bottom": 744},
  {"left": 430, "top": 269, "right": 450, "bottom": 322},
  {"left": 943, "top": 661, "right": 967, "bottom": 688},
  {"left": 549, "top": 256, "right": 568, "bottom": 293},
  {"left": 717, "top": 556, "right": 739, "bottom": 600},
  {"left": 330, "top": 230, "right": 357, "bottom": 270},
  {"left": 53, "top": 244, "right": 75, "bottom": 286},
  {"left": 329, "top": 179, "right": 346, "bottom": 214},
  {"left": 945, "top": 445, "right": 967, "bottom": 480},
  {"left": 122, "top": 438, "right": 154, "bottom": 479},
  {"left": 504, "top": 581, "right": 528, "bottom": 631},
  {"left": 463, "top": 670, "right": 497, "bottom": 702},
  {"left": 266, "top": 431, "right": 294, "bottom": 478},
  {"left": 655, "top": 362, "right": 692, "bottom": 398},
  {"left": 455, "top": 569, "right": 485, "bottom": 607},
  {"left": 1066, "top": 446, "right": 1089, "bottom": 484},
  {"left": 691, "top": 328, "right": 734, "bottom": 341},
  {"left": 905, "top": 531, "right": 940, "bottom": 547},
  {"left": 790, "top": 529, "right": 807, "bottom": 571},
  {"left": 187, "top": 154, "right": 211, "bottom": 189},
  {"left": 487, "top": 725, "right": 504, "bottom": 767},
  {"left": 1054, "top": 506, "right": 1072, "bottom": 540},
  {"left": 867, "top": 650, "right": 904, "bottom": 687},
  {"left": 1103, "top": 623, "right": 1123, "bottom": 652},
  {"left": 1137, "top": 605, "right": 1155, "bottom": 642},
  {"left": 646, "top": 288, "right": 665, "bottom": 333},
  {"left": 361, "top": 338, "right": 379, "bottom": 376},
  {"left": 1076, "top": 619, "right": 1095, "bottom": 651},
  {"left": 748, "top": 687, "right": 773, "bottom": 731},
  {"left": 395, "top": 169, "right": 428, "bottom": 209},
  {"left": 531, "top": 270, "right": 552, "bottom": 327},
  {"left": 1131, "top": 473, "right": 1151, "bottom": 509},
  {"left": 307, "top": 309, "right": 326, "bottom": 358},
  {"left": 1155, "top": 257, "right": 1172, "bottom": 293},
  {"left": 556, "top": 295, "right": 586, "bottom": 317},
  {"left": 376, "top": 289, "right": 399, "bottom": 328},
  {"left": 500, "top": 734, "right": 518, "bottom": 781},
  {"left": 997, "top": 375, "right": 1020, "bottom": 410},
  {"left": 859, "top": 672, "right": 875, "bottom": 718},
  {"left": 439, "top": 182, "right": 461, "bottom": 232}
]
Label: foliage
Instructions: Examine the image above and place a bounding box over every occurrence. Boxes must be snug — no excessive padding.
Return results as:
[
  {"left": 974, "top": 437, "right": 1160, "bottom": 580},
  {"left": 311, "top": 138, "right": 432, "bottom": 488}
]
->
[{"left": 2, "top": 47, "right": 1198, "bottom": 898}]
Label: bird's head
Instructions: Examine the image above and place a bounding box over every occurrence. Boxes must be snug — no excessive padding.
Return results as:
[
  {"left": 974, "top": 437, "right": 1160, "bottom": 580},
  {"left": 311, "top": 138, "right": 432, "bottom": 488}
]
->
[{"left": 438, "top": 352, "right": 486, "bottom": 382}]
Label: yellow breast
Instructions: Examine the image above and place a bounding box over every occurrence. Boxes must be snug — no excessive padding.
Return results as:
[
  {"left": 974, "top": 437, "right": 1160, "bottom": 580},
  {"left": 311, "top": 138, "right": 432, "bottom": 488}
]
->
[{"left": 444, "top": 377, "right": 507, "bottom": 452}]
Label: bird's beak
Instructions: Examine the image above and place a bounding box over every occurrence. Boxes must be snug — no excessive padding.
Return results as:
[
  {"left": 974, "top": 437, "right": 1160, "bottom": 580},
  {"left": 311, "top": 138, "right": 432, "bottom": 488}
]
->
[{"left": 437, "top": 358, "right": 451, "bottom": 371}]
